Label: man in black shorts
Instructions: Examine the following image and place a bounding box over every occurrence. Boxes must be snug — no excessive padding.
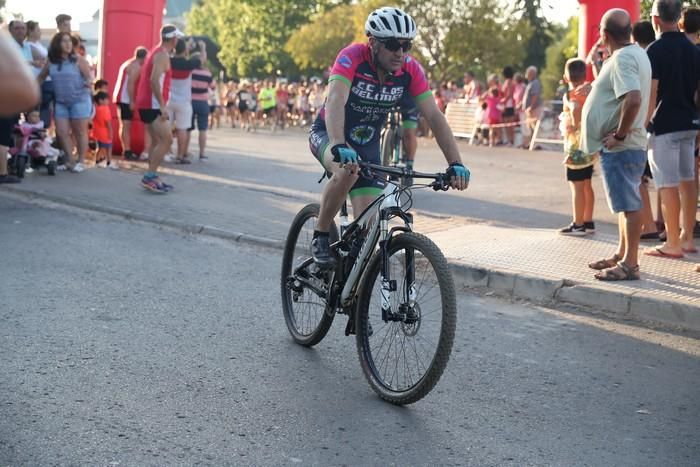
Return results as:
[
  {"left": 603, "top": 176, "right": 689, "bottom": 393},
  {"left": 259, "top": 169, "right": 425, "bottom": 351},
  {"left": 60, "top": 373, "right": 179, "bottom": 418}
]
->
[{"left": 113, "top": 47, "right": 147, "bottom": 161}]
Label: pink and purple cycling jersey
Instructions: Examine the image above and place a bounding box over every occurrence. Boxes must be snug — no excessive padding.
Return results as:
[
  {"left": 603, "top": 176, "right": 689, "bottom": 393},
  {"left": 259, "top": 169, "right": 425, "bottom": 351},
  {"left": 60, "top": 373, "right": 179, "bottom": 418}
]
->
[{"left": 314, "top": 43, "right": 431, "bottom": 147}]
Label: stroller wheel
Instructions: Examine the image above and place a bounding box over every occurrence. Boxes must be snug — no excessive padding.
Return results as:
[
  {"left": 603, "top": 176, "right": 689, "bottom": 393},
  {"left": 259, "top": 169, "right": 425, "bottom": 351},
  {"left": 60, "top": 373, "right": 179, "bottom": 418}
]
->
[
  {"left": 47, "top": 160, "right": 57, "bottom": 176},
  {"left": 15, "top": 155, "right": 27, "bottom": 178}
]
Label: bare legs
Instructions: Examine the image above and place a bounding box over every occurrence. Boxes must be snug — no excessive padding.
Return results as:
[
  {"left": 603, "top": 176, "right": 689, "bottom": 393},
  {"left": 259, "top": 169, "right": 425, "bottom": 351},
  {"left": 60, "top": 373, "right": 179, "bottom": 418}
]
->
[
  {"left": 655, "top": 182, "right": 697, "bottom": 254},
  {"left": 146, "top": 116, "right": 173, "bottom": 173},
  {"left": 569, "top": 179, "right": 594, "bottom": 225}
]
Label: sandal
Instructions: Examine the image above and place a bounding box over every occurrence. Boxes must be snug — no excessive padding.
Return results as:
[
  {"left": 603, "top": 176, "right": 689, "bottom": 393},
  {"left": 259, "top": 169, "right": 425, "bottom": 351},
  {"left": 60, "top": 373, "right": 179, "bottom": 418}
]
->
[
  {"left": 594, "top": 261, "right": 640, "bottom": 281},
  {"left": 588, "top": 254, "right": 621, "bottom": 270}
]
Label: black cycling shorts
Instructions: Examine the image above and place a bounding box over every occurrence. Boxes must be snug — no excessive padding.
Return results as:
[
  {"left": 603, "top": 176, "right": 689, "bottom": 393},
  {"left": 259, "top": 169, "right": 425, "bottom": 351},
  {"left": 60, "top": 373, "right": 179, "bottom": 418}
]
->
[
  {"left": 118, "top": 103, "right": 133, "bottom": 121},
  {"left": 309, "top": 122, "right": 386, "bottom": 198},
  {"left": 566, "top": 165, "right": 594, "bottom": 182},
  {"left": 138, "top": 108, "right": 162, "bottom": 124}
]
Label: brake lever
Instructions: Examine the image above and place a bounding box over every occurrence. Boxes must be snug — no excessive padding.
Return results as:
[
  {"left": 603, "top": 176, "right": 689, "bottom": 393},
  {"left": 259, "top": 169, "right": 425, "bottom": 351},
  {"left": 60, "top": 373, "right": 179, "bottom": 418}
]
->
[{"left": 432, "top": 173, "right": 450, "bottom": 191}]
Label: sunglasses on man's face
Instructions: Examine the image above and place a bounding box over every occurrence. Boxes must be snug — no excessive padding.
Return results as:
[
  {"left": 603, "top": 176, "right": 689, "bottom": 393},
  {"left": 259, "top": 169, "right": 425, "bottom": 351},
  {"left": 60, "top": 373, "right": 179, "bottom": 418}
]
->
[{"left": 378, "top": 38, "right": 412, "bottom": 53}]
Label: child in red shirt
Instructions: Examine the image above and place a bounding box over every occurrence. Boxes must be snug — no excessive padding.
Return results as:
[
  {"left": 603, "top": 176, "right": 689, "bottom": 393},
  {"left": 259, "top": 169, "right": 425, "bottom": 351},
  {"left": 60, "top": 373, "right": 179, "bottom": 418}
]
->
[{"left": 91, "top": 92, "right": 117, "bottom": 169}]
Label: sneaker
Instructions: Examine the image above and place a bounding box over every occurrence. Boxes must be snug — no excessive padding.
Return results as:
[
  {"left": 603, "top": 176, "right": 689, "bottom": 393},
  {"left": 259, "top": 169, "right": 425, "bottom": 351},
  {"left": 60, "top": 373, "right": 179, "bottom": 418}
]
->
[
  {"left": 164, "top": 153, "right": 176, "bottom": 163},
  {"left": 558, "top": 223, "right": 586, "bottom": 236},
  {"left": 0, "top": 174, "right": 21, "bottom": 183},
  {"left": 139, "top": 152, "right": 149, "bottom": 161},
  {"left": 584, "top": 221, "right": 595, "bottom": 234},
  {"left": 25, "top": 166, "right": 34, "bottom": 174},
  {"left": 97, "top": 160, "right": 108, "bottom": 168},
  {"left": 108, "top": 161, "right": 120, "bottom": 170},
  {"left": 310, "top": 235, "right": 336, "bottom": 269},
  {"left": 159, "top": 180, "right": 173, "bottom": 191},
  {"left": 141, "top": 176, "right": 168, "bottom": 194},
  {"left": 124, "top": 150, "right": 138, "bottom": 161},
  {"left": 56, "top": 164, "right": 68, "bottom": 171},
  {"left": 71, "top": 163, "right": 85, "bottom": 173}
]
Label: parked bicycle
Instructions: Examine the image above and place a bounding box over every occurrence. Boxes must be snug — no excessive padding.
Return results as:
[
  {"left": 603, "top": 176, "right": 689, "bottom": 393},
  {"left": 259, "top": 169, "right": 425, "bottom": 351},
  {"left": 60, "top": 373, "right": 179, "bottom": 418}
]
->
[{"left": 280, "top": 161, "right": 457, "bottom": 405}]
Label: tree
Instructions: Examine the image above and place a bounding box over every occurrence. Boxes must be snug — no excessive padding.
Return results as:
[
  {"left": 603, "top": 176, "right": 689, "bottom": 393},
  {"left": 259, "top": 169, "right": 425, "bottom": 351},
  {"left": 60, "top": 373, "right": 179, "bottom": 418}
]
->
[
  {"left": 187, "top": 0, "right": 317, "bottom": 78},
  {"left": 285, "top": 4, "right": 356, "bottom": 74},
  {"left": 540, "top": 16, "right": 578, "bottom": 99},
  {"left": 443, "top": 0, "right": 533, "bottom": 82},
  {"left": 512, "top": 0, "right": 554, "bottom": 70},
  {"left": 402, "top": 0, "right": 466, "bottom": 81}
]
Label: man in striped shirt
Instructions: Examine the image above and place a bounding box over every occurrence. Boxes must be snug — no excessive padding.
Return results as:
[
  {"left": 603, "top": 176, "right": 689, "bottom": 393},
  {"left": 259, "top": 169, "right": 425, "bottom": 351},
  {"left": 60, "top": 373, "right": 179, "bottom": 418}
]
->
[{"left": 189, "top": 59, "right": 213, "bottom": 160}]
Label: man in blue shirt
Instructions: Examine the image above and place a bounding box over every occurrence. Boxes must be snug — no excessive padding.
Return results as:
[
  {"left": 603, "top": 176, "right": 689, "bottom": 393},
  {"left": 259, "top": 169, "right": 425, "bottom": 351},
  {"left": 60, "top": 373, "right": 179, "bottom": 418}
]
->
[{"left": 8, "top": 21, "right": 33, "bottom": 64}]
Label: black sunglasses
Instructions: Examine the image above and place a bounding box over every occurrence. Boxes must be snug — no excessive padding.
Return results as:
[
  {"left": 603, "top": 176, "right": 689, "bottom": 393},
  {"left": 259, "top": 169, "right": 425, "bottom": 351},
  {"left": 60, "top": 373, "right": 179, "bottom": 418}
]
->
[{"left": 377, "top": 38, "right": 412, "bottom": 53}]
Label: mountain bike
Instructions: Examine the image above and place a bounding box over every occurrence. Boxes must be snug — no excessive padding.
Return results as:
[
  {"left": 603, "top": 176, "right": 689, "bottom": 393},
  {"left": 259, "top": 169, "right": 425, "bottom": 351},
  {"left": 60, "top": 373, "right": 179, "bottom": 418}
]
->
[{"left": 280, "top": 162, "right": 457, "bottom": 405}]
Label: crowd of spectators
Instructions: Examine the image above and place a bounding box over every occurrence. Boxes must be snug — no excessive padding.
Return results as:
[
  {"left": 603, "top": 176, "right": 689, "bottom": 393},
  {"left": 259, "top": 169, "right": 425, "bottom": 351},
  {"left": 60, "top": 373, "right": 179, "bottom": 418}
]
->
[{"left": 577, "top": 1, "right": 700, "bottom": 279}]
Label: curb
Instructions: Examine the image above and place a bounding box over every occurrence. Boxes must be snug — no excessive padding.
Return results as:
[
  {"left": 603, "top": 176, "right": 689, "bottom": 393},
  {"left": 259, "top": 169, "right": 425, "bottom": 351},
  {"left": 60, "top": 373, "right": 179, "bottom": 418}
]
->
[
  {"left": 450, "top": 263, "right": 700, "bottom": 333},
  {"left": 4, "top": 186, "right": 698, "bottom": 333},
  {"left": 1, "top": 186, "right": 285, "bottom": 250}
]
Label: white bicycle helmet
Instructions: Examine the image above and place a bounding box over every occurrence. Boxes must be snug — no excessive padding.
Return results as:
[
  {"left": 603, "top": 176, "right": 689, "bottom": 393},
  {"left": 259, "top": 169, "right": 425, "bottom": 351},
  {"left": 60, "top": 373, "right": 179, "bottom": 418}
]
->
[{"left": 365, "top": 7, "right": 417, "bottom": 40}]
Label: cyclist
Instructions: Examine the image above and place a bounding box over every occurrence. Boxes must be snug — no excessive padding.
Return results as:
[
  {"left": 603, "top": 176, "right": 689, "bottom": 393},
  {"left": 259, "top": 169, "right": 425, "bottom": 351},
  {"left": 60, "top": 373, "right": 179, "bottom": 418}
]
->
[
  {"left": 309, "top": 7, "right": 470, "bottom": 268},
  {"left": 398, "top": 93, "right": 419, "bottom": 170}
]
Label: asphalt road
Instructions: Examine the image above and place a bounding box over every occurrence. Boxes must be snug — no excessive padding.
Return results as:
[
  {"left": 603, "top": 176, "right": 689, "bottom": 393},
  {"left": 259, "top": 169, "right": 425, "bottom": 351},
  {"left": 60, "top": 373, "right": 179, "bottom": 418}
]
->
[
  {"left": 1, "top": 195, "right": 699, "bottom": 466},
  {"left": 198, "top": 128, "right": 622, "bottom": 233}
]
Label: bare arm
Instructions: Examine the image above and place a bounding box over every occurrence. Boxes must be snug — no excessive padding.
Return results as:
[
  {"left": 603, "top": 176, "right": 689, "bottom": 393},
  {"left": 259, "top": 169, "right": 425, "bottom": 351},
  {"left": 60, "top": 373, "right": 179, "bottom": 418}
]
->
[
  {"left": 37, "top": 61, "right": 49, "bottom": 84},
  {"left": 150, "top": 52, "right": 169, "bottom": 109},
  {"left": 602, "top": 90, "right": 642, "bottom": 150},
  {"left": 126, "top": 64, "right": 139, "bottom": 107},
  {"left": 0, "top": 33, "right": 39, "bottom": 116},
  {"left": 198, "top": 41, "right": 207, "bottom": 66},
  {"left": 77, "top": 56, "right": 93, "bottom": 86},
  {"left": 617, "top": 90, "right": 642, "bottom": 136},
  {"left": 417, "top": 94, "right": 462, "bottom": 165},
  {"left": 325, "top": 79, "right": 350, "bottom": 147},
  {"left": 571, "top": 101, "right": 582, "bottom": 129}
]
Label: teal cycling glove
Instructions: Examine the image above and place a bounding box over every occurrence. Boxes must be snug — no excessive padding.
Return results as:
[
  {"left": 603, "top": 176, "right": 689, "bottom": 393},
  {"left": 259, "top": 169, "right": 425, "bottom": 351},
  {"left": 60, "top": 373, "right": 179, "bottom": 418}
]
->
[
  {"left": 331, "top": 144, "right": 359, "bottom": 165},
  {"left": 447, "top": 162, "right": 470, "bottom": 181}
]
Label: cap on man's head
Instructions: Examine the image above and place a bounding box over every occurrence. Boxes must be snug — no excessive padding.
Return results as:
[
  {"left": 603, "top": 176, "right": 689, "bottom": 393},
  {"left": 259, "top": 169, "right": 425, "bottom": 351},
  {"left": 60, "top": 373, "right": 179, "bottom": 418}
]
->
[{"left": 161, "top": 24, "right": 185, "bottom": 40}]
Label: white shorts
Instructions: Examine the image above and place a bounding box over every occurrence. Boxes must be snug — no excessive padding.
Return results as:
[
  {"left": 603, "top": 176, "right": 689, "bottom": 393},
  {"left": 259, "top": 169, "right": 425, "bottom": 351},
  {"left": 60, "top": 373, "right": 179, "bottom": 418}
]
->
[
  {"left": 168, "top": 100, "right": 193, "bottom": 130},
  {"left": 648, "top": 130, "right": 697, "bottom": 188}
]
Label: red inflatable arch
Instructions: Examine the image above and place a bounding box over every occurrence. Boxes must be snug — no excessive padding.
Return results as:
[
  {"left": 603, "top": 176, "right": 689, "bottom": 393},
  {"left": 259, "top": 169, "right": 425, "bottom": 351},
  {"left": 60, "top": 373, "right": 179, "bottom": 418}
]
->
[
  {"left": 578, "top": 0, "right": 640, "bottom": 80},
  {"left": 98, "top": 0, "right": 166, "bottom": 155}
]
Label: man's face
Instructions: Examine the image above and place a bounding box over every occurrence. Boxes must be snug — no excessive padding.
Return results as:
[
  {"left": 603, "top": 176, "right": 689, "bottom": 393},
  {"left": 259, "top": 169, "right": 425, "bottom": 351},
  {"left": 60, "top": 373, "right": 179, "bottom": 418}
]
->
[
  {"left": 58, "top": 20, "right": 71, "bottom": 34},
  {"left": 370, "top": 36, "right": 410, "bottom": 73},
  {"left": 526, "top": 69, "right": 536, "bottom": 81},
  {"left": 10, "top": 22, "right": 26, "bottom": 43},
  {"left": 463, "top": 74, "right": 472, "bottom": 85}
]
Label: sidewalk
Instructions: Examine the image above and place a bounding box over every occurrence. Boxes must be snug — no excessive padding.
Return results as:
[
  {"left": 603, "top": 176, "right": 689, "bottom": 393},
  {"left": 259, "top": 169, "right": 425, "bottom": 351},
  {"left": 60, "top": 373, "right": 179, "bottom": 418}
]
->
[{"left": 2, "top": 131, "right": 699, "bottom": 333}]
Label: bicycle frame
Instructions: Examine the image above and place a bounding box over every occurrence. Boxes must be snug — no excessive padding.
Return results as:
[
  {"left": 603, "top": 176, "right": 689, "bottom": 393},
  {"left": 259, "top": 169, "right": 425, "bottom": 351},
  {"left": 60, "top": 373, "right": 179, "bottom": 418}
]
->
[{"left": 337, "top": 180, "right": 412, "bottom": 309}]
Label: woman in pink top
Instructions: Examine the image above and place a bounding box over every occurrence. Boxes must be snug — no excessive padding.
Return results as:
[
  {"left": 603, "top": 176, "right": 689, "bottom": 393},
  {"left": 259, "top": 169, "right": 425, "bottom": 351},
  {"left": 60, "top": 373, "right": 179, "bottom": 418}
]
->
[
  {"left": 500, "top": 66, "right": 516, "bottom": 146},
  {"left": 484, "top": 87, "right": 502, "bottom": 147}
]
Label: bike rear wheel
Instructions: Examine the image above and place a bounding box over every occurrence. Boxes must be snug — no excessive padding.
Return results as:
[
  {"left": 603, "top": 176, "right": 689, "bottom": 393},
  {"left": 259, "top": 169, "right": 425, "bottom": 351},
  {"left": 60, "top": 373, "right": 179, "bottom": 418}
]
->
[
  {"left": 355, "top": 232, "right": 456, "bottom": 404},
  {"left": 280, "top": 203, "right": 338, "bottom": 347}
]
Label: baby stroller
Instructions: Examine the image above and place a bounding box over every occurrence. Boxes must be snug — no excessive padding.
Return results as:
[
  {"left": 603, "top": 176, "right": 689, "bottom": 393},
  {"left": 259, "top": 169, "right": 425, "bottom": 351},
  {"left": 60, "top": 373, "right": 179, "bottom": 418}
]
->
[{"left": 9, "top": 124, "right": 59, "bottom": 176}]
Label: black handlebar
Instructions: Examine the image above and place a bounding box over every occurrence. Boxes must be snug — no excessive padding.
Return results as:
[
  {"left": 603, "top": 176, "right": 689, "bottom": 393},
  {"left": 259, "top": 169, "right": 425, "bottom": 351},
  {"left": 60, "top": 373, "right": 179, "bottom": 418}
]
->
[{"left": 358, "top": 161, "right": 450, "bottom": 191}]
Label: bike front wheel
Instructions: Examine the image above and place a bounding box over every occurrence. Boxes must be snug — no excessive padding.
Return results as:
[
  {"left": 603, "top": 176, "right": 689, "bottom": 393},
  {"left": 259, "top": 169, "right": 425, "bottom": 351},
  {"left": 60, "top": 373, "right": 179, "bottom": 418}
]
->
[
  {"left": 355, "top": 232, "right": 457, "bottom": 404},
  {"left": 280, "top": 203, "right": 338, "bottom": 347}
]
